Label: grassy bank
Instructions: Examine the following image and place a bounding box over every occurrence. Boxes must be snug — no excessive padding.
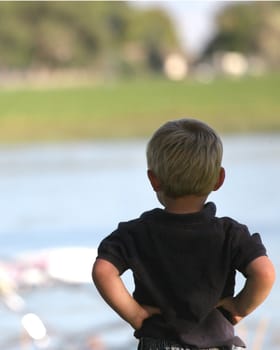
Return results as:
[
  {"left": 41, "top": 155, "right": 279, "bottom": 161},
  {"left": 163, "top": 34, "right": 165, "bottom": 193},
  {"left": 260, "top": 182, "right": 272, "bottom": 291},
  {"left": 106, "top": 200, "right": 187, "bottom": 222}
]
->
[{"left": 0, "top": 74, "right": 279, "bottom": 142}]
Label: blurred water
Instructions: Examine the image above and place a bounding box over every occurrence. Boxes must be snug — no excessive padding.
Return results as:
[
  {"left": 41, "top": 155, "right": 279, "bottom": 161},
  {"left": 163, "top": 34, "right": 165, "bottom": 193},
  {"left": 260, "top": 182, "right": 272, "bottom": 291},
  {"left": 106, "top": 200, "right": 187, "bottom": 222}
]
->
[{"left": 0, "top": 135, "right": 279, "bottom": 349}]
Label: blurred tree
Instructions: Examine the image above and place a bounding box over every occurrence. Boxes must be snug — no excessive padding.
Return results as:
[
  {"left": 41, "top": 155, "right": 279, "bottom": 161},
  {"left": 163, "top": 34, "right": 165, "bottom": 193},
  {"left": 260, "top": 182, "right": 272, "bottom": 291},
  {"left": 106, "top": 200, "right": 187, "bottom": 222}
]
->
[
  {"left": 125, "top": 8, "right": 180, "bottom": 73},
  {"left": 0, "top": 1, "right": 181, "bottom": 74},
  {"left": 202, "top": 1, "right": 280, "bottom": 68}
]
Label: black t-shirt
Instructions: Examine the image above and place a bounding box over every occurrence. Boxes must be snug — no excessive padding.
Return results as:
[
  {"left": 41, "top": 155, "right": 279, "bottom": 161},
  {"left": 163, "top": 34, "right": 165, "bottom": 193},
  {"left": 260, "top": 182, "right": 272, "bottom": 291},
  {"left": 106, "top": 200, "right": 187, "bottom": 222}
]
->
[{"left": 97, "top": 202, "right": 266, "bottom": 348}]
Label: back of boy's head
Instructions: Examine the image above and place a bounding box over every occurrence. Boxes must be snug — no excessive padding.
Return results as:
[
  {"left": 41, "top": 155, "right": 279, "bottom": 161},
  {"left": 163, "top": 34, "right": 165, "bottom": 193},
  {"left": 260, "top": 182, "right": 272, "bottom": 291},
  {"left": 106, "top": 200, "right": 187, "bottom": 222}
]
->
[{"left": 146, "top": 118, "right": 223, "bottom": 198}]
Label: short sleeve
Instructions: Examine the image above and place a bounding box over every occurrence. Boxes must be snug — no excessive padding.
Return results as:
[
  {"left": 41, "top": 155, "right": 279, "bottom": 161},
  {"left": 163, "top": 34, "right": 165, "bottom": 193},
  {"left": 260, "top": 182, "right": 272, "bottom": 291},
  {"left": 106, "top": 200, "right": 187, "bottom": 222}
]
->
[
  {"left": 231, "top": 225, "right": 267, "bottom": 274},
  {"left": 97, "top": 226, "right": 129, "bottom": 274}
]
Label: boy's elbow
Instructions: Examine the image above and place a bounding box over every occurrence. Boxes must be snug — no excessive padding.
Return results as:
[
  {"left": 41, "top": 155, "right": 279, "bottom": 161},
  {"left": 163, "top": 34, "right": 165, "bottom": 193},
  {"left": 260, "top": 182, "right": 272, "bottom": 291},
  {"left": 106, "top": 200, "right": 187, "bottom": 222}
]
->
[
  {"left": 92, "top": 260, "right": 100, "bottom": 283},
  {"left": 263, "top": 262, "right": 276, "bottom": 287},
  {"left": 260, "top": 258, "right": 275, "bottom": 285},
  {"left": 92, "top": 258, "right": 119, "bottom": 284},
  {"left": 247, "top": 256, "right": 276, "bottom": 287},
  {"left": 92, "top": 258, "right": 105, "bottom": 283}
]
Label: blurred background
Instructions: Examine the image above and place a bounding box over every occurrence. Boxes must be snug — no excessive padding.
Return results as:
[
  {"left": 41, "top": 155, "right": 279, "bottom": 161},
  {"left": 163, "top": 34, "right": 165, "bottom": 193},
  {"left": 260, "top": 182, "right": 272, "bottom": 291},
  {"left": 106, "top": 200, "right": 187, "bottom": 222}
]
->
[{"left": 0, "top": 1, "right": 279, "bottom": 349}]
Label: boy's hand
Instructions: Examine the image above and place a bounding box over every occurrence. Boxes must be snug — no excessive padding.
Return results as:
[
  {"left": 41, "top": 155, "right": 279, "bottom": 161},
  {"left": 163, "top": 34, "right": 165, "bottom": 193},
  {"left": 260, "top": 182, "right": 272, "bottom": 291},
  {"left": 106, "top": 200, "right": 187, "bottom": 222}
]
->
[
  {"left": 93, "top": 259, "right": 161, "bottom": 331},
  {"left": 217, "top": 257, "right": 275, "bottom": 326},
  {"left": 134, "top": 304, "right": 161, "bottom": 330},
  {"left": 141, "top": 304, "right": 161, "bottom": 318},
  {"left": 216, "top": 297, "right": 243, "bottom": 325}
]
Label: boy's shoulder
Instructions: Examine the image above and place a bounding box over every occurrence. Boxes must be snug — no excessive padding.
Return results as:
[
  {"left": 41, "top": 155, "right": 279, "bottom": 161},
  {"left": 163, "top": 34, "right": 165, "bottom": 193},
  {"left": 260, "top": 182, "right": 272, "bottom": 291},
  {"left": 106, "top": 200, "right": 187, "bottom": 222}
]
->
[
  {"left": 117, "top": 209, "right": 159, "bottom": 231},
  {"left": 216, "top": 214, "right": 248, "bottom": 231},
  {"left": 215, "top": 214, "right": 256, "bottom": 242}
]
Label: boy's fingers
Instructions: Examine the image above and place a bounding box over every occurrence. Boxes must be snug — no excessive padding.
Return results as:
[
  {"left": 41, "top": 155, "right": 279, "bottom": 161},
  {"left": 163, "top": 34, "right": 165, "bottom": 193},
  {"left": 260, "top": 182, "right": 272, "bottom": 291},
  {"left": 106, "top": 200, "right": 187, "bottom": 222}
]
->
[{"left": 141, "top": 304, "right": 161, "bottom": 315}]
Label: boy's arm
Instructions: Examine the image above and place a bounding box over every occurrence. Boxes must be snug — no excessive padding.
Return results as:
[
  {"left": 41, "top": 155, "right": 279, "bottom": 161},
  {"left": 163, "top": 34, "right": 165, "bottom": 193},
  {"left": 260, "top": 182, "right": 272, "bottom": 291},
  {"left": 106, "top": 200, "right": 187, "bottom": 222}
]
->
[
  {"left": 92, "top": 258, "right": 160, "bottom": 330},
  {"left": 218, "top": 255, "right": 275, "bottom": 324}
]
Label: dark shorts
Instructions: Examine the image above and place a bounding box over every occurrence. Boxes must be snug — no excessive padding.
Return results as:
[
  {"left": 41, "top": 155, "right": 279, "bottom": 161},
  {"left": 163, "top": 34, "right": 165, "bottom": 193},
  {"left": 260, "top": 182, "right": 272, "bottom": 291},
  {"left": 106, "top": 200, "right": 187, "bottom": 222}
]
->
[{"left": 137, "top": 337, "right": 245, "bottom": 350}]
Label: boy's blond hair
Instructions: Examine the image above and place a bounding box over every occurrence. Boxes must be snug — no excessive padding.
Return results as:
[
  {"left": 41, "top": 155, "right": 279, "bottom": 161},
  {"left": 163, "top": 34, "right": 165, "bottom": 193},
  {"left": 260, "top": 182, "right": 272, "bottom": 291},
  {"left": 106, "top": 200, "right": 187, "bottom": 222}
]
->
[{"left": 146, "top": 118, "right": 223, "bottom": 197}]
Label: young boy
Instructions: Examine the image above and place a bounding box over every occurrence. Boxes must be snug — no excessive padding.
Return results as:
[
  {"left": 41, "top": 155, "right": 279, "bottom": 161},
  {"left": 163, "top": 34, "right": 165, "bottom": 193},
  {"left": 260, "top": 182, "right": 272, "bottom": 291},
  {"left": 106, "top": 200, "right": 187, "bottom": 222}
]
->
[{"left": 92, "top": 118, "right": 275, "bottom": 350}]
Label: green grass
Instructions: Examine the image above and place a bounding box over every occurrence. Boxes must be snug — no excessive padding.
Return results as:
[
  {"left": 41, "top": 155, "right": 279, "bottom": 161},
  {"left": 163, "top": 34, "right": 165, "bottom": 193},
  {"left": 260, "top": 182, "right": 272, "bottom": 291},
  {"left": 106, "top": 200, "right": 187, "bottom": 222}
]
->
[{"left": 0, "top": 74, "right": 279, "bottom": 142}]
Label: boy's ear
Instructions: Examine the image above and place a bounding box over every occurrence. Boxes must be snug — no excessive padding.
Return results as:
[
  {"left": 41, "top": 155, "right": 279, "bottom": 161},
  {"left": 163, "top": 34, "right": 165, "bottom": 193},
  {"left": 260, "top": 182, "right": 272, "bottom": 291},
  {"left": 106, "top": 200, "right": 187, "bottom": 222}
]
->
[
  {"left": 213, "top": 167, "right": 225, "bottom": 191},
  {"left": 147, "top": 170, "right": 161, "bottom": 192}
]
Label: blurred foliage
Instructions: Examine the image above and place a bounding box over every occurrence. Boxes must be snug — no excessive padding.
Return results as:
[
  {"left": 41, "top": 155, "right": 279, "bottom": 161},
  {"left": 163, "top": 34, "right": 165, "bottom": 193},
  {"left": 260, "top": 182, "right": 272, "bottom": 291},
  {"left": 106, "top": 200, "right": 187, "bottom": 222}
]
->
[
  {"left": 1, "top": 1, "right": 279, "bottom": 74},
  {"left": 0, "top": 1, "right": 181, "bottom": 73},
  {"left": 203, "top": 1, "right": 280, "bottom": 68}
]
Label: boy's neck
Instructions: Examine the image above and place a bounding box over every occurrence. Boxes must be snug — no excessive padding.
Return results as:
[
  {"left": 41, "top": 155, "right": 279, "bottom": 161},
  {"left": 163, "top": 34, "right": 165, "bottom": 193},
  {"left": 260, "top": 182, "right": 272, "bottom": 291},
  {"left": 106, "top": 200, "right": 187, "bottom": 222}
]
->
[{"left": 162, "top": 194, "right": 208, "bottom": 214}]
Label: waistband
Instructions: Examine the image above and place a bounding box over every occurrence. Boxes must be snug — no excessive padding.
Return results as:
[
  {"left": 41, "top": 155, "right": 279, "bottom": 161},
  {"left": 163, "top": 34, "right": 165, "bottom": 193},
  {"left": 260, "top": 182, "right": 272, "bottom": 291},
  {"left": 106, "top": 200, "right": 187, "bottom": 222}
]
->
[{"left": 138, "top": 337, "right": 245, "bottom": 350}]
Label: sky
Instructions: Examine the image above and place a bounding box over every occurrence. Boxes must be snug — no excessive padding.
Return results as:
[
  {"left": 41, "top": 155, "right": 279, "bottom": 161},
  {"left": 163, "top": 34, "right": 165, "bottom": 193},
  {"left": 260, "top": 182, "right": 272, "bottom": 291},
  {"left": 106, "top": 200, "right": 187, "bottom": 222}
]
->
[{"left": 130, "top": 1, "right": 231, "bottom": 57}]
